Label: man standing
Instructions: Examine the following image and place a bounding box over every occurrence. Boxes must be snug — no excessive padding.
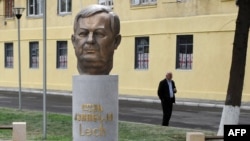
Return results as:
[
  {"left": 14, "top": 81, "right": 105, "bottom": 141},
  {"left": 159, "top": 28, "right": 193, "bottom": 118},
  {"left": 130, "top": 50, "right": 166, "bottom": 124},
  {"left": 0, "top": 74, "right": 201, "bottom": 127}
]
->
[{"left": 157, "top": 72, "right": 177, "bottom": 126}]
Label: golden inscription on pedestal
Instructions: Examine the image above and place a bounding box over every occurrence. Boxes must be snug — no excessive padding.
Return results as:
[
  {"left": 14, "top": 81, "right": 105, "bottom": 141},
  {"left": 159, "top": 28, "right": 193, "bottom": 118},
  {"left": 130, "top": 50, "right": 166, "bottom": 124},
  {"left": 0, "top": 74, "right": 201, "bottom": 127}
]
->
[{"left": 74, "top": 104, "right": 113, "bottom": 137}]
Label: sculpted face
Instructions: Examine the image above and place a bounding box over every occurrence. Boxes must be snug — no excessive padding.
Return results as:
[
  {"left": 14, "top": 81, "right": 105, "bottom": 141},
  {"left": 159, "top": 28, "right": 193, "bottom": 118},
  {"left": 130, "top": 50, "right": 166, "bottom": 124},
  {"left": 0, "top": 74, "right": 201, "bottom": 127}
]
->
[{"left": 72, "top": 12, "right": 121, "bottom": 75}]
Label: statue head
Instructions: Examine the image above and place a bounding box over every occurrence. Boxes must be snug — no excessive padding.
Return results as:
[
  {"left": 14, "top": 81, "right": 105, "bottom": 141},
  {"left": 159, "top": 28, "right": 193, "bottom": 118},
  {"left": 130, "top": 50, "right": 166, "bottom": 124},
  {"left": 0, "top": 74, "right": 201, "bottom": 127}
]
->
[{"left": 71, "top": 4, "right": 121, "bottom": 75}]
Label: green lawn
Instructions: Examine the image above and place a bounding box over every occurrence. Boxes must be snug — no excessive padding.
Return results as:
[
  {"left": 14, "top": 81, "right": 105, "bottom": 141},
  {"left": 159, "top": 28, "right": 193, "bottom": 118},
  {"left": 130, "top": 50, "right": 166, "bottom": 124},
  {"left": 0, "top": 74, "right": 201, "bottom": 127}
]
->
[{"left": 0, "top": 107, "right": 215, "bottom": 141}]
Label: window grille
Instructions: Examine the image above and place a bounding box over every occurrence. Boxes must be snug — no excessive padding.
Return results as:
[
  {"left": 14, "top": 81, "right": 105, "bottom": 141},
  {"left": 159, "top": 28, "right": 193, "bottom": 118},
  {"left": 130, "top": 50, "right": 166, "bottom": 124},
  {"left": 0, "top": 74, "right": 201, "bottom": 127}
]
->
[
  {"left": 176, "top": 35, "right": 193, "bottom": 69},
  {"left": 5, "top": 0, "right": 14, "bottom": 18},
  {"left": 4, "top": 43, "right": 14, "bottom": 68},
  {"left": 98, "top": 0, "right": 113, "bottom": 8},
  {"left": 29, "top": 42, "right": 39, "bottom": 68},
  {"left": 135, "top": 37, "right": 149, "bottom": 69},
  {"left": 56, "top": 41, "right": 68, "bottom": 69},
  {"left": 131, "top": 0, "right": 157, "bottom": 6},
  {"left": 58, "top": 0, "right": 72, "bottom": 14},
  {"left": 28, "top": 0, "right": 43, "bottom": 16}
]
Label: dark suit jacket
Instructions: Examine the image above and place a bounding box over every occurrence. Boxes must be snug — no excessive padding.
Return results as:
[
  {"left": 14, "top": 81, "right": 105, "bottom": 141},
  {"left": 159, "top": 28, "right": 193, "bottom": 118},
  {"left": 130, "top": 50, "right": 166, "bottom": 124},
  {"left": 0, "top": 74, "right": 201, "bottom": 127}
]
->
[{"left": 157, "top": 79, "right": 177, "bottom": 103}]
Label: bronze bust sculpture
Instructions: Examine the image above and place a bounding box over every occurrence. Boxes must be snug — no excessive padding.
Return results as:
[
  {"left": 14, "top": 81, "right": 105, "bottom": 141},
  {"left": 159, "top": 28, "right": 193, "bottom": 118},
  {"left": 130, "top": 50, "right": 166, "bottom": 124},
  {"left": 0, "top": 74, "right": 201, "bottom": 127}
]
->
[{"left": 71, "top": 4, "right": 121, "bottom": 75}]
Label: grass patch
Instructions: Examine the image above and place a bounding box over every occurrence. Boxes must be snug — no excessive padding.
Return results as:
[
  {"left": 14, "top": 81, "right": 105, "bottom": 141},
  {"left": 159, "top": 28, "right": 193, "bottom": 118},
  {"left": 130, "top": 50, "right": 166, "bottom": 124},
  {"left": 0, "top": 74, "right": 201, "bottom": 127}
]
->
[{"left": 0, "top": 107, "right": 215, "bottom": 141}]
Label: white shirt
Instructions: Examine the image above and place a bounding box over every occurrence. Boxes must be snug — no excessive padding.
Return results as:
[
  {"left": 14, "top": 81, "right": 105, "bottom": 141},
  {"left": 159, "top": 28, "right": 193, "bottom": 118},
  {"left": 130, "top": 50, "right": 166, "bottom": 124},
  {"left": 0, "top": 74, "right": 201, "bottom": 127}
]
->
[{"left": 167, "top": 80, "right": 174, "bottom": 98}]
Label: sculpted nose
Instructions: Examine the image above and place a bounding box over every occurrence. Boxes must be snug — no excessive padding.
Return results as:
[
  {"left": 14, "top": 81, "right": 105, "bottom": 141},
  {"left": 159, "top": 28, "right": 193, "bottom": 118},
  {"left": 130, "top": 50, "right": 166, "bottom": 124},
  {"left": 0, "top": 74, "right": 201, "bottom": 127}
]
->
[{"left": 86, "top": 32, "right": 94, "bottom": 44}]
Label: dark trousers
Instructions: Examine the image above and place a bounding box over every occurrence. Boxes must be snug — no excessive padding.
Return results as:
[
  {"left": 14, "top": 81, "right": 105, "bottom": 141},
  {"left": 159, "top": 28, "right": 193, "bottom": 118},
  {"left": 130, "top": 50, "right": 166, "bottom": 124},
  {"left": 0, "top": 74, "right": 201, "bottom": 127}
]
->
[{"left": 161, "top": 99, "right": 173, "bottom": 126}]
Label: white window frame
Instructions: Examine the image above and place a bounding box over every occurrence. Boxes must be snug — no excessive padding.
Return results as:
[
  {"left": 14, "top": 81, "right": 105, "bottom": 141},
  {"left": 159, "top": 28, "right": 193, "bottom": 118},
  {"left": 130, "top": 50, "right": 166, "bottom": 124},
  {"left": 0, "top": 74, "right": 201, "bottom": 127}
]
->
[
  {"left": 135, "top": 37, "right": 149, "bottom": 70},
  {"left": 141, "top": 0, "right": 148, "bottom": 4},
  {"left": 98, "top": 0, "right": 113, "bottom": 8},
  {"left": 58, "top": 0, "right": 72, "bottom": 15},
  {"left": 27, "top": 0, "right": 43, "bottom": 17},
  {"left": 29, "top": 42, "right": 39, "bottom": 68},
  {"left": 149, "top": 0, "right": 157, "bottom": 4},
  {"left": 4, "top": 43, "right": 14, "bottom": 68},
  {"left": 131, "top": 0, "right": 140, "bottom": 5},
  {"left": 56, "top": 41, "right": 68, "bottom": 69},
  {"left": 131, "top": 0, "right": 157, "bottom": 6},
  {"left": 176, "top": 35, "right": 193, "bottom": 70}
]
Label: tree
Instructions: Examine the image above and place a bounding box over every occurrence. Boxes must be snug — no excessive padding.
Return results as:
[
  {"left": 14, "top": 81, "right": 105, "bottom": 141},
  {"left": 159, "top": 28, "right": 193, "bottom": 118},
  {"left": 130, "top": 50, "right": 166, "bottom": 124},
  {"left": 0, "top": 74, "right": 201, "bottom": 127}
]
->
[{"left": 218, "top": 0, "right": 250, "bottom": 135}]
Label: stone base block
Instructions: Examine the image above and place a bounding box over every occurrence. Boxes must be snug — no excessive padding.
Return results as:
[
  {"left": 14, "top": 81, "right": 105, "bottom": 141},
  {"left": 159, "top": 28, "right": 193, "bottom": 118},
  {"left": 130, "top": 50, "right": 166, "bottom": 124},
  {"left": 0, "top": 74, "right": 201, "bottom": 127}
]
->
[
  {"left": 186, "top": 132, "right": 205, "bottom": 141},
  {"left": 12, "top": 122, "right": 26, "bottom": 141}
]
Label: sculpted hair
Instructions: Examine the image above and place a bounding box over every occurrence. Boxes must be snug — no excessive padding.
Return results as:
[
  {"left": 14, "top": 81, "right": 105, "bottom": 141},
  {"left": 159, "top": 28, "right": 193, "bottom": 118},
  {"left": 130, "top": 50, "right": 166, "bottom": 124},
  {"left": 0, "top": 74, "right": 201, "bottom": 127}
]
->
[{"left": 73, "top": 5, "right": 120, "bottom": 36}]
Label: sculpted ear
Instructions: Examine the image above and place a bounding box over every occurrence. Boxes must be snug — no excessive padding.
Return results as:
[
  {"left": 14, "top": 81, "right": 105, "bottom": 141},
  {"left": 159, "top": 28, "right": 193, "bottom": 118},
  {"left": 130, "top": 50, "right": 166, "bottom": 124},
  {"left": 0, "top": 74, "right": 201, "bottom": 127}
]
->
[
  {"left": 71, "top": 34, "right": 76, "bottom": 48},
  {"left": 114, "top": 34, "right": 121, "bottom": 49}
]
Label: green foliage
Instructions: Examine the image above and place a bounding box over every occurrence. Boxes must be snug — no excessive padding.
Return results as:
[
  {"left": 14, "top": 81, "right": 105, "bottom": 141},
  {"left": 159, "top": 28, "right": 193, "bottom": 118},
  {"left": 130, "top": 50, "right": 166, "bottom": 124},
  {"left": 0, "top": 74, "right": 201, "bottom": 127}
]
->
[{"left": 0, "top": 108, "right": 215, "bottom": 141}]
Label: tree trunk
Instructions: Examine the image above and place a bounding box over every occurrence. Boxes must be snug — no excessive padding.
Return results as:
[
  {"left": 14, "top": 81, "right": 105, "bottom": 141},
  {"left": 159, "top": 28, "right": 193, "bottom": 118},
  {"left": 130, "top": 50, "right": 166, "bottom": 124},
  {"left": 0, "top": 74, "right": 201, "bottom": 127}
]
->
[{"left": 217, "top": 0, "right": 250, "bottom": 135}]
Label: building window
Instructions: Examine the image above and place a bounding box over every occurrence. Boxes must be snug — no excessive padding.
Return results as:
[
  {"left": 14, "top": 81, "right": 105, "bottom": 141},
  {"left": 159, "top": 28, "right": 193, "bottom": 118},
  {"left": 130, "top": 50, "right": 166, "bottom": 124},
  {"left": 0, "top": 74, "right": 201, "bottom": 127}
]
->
[
  {"left": 58, "top": 0, "right": 72, "bottom": 14},
  {"left": 98, "top": 0, "right": 113, "bottom": 8},
  {"left": 5, "top": 0, "right": 14, "bottom": 18},
  {"left": 57, "top": 41, "right": 67, "bottom": 69},
  {"left": 29, "top": 42, "right": 39, "bottom": 68},
  {"left": 176, "top": 35, "right": 193, "bottom": 70},
  {"left": 27, "top": 0, "right": 43, "bottom": 16},
  {"left": 135, "top": 37, "right": 149, "bottom": 69},
  {"left": 131, "top": 0, "right": 157, "bottom": 6},
  {"left": 4, "top": 43, "right": 14, "bottom": 68}
]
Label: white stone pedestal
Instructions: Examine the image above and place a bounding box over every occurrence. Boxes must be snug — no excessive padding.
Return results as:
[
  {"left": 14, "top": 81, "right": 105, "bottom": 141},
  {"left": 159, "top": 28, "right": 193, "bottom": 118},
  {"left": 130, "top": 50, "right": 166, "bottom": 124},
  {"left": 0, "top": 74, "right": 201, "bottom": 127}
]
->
[{"left": 72, "top": 75, "right": 118, "bottom": 141}]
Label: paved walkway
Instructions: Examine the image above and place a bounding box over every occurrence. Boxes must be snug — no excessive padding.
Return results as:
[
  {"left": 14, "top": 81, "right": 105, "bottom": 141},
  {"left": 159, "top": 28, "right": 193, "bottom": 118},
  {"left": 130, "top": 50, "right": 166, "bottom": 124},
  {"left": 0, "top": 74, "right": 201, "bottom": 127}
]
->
[{"left": 1, "top": 87, "right": 250, "bottom": 110}]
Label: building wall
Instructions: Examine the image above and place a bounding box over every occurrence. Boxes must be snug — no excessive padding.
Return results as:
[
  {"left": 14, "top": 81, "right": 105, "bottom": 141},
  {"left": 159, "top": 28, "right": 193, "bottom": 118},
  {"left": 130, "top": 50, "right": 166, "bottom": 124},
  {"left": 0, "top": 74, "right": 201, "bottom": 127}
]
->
[{"left": 1, "top": 0, "right": 250, "bottom": 101}]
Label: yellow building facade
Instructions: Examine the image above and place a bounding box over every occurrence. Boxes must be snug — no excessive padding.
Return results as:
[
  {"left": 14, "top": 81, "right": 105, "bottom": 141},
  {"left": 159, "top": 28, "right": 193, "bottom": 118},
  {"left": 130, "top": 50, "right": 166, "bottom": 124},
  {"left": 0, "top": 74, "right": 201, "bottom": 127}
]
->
[{"left": 0, "top": 0, "right": 250, "bottom": 101}]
